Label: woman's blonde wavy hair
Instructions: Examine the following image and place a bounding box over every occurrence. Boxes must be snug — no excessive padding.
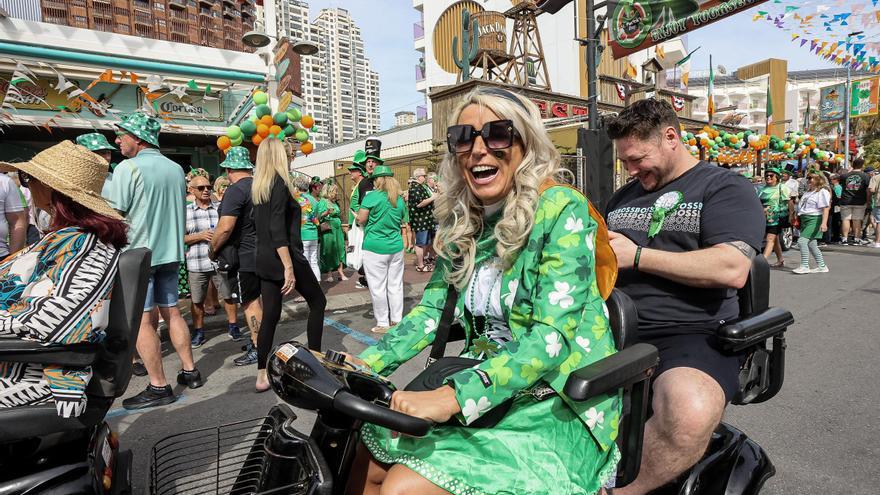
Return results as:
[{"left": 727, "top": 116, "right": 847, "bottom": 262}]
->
[
  {"left": 252, "top": 138, "right": 295, "bottom": 205},
  {"left": 434, "top": 87, "right": 563, "bottom": 289}
]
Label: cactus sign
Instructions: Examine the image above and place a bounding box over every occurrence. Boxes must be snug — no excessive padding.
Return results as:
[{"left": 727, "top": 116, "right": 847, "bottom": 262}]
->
[
  {"left": 452, "top": 9, "right": 480, "bottom": 81},
  {"left": 607, "top": 0, "right": 769, "bottom": 59}
]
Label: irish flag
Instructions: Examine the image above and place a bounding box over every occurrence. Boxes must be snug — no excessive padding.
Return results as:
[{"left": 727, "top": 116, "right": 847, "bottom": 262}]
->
[
  {"left": 707, "top": 55, "right": 715, "bottom": 121},
  {"left": 765, "top": 84, "right": 773, "bottom": 134}
]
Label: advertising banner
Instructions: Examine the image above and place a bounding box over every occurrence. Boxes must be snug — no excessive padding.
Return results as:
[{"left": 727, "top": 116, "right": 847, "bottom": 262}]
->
[
  {"left": 0, "top": 74, "right": 82, "bottom": 112},
  {"left": 818, "top": 83, "right": 846, "bottom": 122},
  {"left": 139, "top": 90, "right": 223, "bottom": 121},
  {"left": 849, "top": 77, "right": 879, "bottom": 119},
  {"left": 608, "top": 0, "right": 770, "bottom": 59}
]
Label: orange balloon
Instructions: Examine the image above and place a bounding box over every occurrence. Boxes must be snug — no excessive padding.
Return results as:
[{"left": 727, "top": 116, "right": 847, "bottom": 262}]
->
[
  {"left": 301, "top": 115, "right": 315, "bottom": 128},
  {"left": 217, "top": 135, "right": 231, "bottom": 150},
  {"left": 301, "top": 141, "right": 314, "bottom": 155},
  {"left": 260, "top": 115, "right": 274, "bottom": 127},
  {"left": 257, "top": 124, "right": 270, "bottom": 138},
  {"left": 252, "top": 134, "right": 264, "bottom": 146},
  {"left": 270, "top": 125, "right": 282, "bottom": 136}
]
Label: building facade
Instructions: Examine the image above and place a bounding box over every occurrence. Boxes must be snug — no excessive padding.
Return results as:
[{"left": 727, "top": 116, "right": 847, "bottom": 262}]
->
[
  {"left": 395, "top": 111, "right": 415, "bottom": 127},
  {"left": 276, "top": 2, "right": 379, "bottom": 147},
  {"left": 0, "top": 0, "right": 42, "bottom": 21},
  {"left": 33, "top": 0, "right": 255, "bottom": 52}
]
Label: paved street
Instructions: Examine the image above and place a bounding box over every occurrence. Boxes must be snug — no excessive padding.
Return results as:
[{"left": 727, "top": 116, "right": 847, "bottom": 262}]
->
[{"left": 111, "top": 246, "right": 880, "bottom": 494}]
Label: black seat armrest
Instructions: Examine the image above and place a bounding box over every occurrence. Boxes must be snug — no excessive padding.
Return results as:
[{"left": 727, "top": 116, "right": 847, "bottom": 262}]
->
[
  {"left": 0, "top": 341, "right": 101, "bottom": 367},
  {"left": 716, "top": 307, "right": 794, "bottom": 353},
  {"left": 564, "top": 343, "right": 659, "bottom": 401}
]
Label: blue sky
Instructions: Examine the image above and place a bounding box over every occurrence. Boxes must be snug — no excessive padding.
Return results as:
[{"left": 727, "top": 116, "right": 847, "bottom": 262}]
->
[
  {"left": 303, "top": 1, "right": 867, "bottom": 129},
  {"left": 304, "top": 0, "right": 425, "bottom": 130}
]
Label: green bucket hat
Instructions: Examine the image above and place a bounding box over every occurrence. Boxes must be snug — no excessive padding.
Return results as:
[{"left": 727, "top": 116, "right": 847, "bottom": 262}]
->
[
  {"left": 371, "top": 165, "right": 394, "bottom": 178},
  {"left": 76, "top": 132, "right": 116, "bottom": 152},
  {"left": 116, "top": 112, "right": 161, "bottom": 147},
  {"left": 219, "top": 146, "right": 253, "bottom": 170}
]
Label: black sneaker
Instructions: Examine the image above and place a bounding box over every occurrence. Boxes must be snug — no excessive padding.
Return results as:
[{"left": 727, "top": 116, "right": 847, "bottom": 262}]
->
[
  {"left": 190, "top": 329, "right": 206, "bottom": 348},
  {"left": 176, "top": 369, "right": 204, "bottom": 389},
  {"left": 131, "top": 362, "right": 147, "bottom": 377},
  {"left": 228, "top": 325, "right": 245, "bottom": 341},
  {"left": 233, "top": 344, "right": 258, "bottom": 366},
  {"left": 122, "top": 384, "right": 176, "bottom": 410}
]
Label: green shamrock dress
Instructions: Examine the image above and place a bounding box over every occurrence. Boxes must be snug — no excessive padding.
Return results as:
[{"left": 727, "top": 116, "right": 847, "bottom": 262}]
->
[
  {"left": 318, "top": 200, "right": 346, "bottom": 273},
  {"left": 358, "top": 185, "right": 621, "bottom": 495}
]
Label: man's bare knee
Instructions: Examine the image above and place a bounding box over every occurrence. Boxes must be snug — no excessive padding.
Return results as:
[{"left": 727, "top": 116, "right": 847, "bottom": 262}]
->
[{"left": 652, "top": 367, "right": 726, "bottom": 449}]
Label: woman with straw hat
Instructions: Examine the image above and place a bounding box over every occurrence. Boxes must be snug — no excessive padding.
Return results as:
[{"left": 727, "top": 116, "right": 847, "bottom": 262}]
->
[{"left": 0, "top": 141, "right": 127, "bottom": 417}]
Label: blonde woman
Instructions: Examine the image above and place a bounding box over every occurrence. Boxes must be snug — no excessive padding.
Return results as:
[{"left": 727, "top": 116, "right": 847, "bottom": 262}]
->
[
  {"left": 793, "top": 171, "right": 831, "bottom": 274},
  {"left": 345, "top": 88, "right": 620, "bottom": 494},
  {"left": 213, "top": 175, "right": 230, "bottom": 202},
  {"left": 356, "top": 166, "right": 410, "bottom": 333},
  {"left": 251, "top": 139, "right": 326, "bottom": 392},
  {"left": 318, "top": 182, "right": 348, "bottom": 282}
]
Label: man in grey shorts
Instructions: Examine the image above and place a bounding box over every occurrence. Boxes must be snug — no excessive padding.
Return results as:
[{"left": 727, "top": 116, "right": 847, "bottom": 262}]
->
[{"left": 185, "top": 175, "right": 243, "bottom": 347}]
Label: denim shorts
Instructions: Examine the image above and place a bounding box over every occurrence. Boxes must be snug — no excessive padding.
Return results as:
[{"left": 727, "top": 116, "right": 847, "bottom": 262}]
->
[
  {"left": 144, "top": 262, "right": 181, "bottom": 311},
  {"left": 414, "top": 230, "right": 432, "bottom": 247}
]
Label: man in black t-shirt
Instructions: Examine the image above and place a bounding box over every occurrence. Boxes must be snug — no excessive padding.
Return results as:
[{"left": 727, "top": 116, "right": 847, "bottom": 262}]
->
[
  {"left": 603, "top": 99, "right": 765, "bottom": 494},
  {"left": 210, "top": 147, "right": 263, "bottom": 366},
  {"left": 839, "top": 157, "right": 870, "bottom": 245}
]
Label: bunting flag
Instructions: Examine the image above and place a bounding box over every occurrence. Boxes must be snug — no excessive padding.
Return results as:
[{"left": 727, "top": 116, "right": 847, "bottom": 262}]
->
[
  {"left": 656, "top": 44, "right": 665, "bottom": 60},
  {"left": 675, "top": 46, "right": 700, "bottom": 67},
  {"left": 681, "top": 71, "right": 690, "bottom": 90}
]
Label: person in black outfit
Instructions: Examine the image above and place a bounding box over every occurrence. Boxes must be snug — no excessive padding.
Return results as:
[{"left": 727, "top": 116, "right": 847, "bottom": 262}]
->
[
  {"left": 354, "top": 140, "right": 383, "bottom": 288},
  {"left": 251, "top": 139, "right": 326, "bottom": 392},
  {"left": 839, "top": 157, "right": 870, "bottom": 245},
  {"left": 602, "top": 99, "right": 765, "bottom": 494}
]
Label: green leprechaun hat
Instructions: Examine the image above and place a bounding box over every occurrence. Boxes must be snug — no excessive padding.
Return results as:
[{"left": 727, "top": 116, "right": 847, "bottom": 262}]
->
[
  {"left": 116, "top": 112, "right": 161, "bottom": 147},
  {"left": 76, "top": 132, "right": 116, "bottom": 152},
  {"left": 219, "top": 146, "right": 254, "bottom": 170}
]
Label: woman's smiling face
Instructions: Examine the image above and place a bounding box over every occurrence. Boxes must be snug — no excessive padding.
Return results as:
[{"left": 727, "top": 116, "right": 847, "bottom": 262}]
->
[{"left": 455, "top": 104, "right": 524, "bottom": 205}]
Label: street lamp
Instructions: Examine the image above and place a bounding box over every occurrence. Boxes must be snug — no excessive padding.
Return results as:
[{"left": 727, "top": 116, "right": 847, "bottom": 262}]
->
[
  {"left": 242, "top": 30, "right": 319, "bottom": 56},
  {"left": 844, "top": 30, "right": 864, "bottom": 170}
]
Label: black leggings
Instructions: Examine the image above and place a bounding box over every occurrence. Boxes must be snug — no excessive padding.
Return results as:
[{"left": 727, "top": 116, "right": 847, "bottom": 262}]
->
[{"left": 257, "top": 256, "right": 327, "bottom": 369}]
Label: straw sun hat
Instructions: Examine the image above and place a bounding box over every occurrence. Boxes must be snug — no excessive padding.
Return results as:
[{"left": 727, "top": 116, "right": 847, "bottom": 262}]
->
[{"left": 0, "top": 141, "right": 122, "bottom": 220}]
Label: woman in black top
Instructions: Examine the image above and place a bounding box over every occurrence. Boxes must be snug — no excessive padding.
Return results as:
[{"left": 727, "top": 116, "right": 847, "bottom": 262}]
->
[{"left": 251, "top": 139, "right": 326, "bottom": 392}]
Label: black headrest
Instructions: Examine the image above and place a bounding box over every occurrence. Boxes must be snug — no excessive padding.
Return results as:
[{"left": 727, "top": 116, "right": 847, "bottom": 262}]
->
[
  {"left": 607, "top": 289, "right": 639, "bottom": 350},
  {"left": 88, "top": 248, "right": 151, "bottom": 399},
  {"left": 738, "top": 256, "right": 770, "bottom": 317}
]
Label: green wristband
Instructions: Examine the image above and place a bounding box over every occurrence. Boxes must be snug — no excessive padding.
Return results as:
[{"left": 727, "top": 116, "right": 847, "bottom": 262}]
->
[{"left": 634, "top": 246, "right": 642, "bottom": 271}]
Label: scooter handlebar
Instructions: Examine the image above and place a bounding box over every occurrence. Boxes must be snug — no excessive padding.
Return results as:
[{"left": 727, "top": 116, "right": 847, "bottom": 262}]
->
[{"left": 334, "top": 390, "right": 432, "bottom": 437}]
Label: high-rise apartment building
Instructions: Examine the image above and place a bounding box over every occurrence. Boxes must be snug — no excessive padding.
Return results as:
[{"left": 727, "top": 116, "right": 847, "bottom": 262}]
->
[
  {"left": 277, "top": 1, "right": 380, "bottom": 147},
  {"left": 35, "top": 0, "right": 256, "bottom": 52},
  {"left": 394, "top": 111, "right": 416, "bottom": 127},
  {"left": 0, "top": 0, "right": 42, "bottom": 21}
]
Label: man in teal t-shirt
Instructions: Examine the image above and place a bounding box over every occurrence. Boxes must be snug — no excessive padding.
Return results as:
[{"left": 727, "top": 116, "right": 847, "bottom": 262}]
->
[
  {"left": 109, "top": 112, "right": 201, "bottom": 411},
  {"left": 356, "top": 165, "right": 410, "bottom": 332}
]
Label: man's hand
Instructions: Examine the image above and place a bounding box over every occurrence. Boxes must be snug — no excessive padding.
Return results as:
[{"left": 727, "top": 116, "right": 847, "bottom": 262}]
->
[
  {"left": 390, "top": 386, "right": 461, "bottom": 423},
  {"left": 200, "top": 230, "right": 214, "bottom": 242},
  {"left": 609, "top": 230, "right": 638, "bottom": 269}
]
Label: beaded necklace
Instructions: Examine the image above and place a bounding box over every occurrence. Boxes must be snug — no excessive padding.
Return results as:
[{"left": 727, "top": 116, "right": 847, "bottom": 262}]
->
[{"left": 467, "top": 260, "right": 502, "bottom": 358}]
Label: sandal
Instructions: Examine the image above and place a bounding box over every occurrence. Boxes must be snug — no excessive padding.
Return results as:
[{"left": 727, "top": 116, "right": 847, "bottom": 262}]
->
[
  {"left": 416, "top": 265, "right": 433, "bottom": 272},
  {"left": 370, "top": 326, "right": 389, "bottom": 334},
  {"left": 771, "top": 260, "right": 785, "bottom": 268}
]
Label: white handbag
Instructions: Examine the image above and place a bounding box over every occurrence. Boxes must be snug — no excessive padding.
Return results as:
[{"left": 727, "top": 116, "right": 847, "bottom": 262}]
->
[{"left": 346, "top": 223, "right": 364, "bottom": 270}]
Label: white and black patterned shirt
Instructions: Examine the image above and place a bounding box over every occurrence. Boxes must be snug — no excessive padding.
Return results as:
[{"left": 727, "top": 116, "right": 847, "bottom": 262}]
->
[{"left": 185, "top": 201, "right": 219, "bottom": 273}]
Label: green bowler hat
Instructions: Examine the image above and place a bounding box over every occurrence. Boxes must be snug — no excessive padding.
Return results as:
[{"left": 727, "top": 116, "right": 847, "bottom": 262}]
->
[
  {"left": 76, "top": 132, "right": 117, "bottom": 152},
  {"left": 371, "top": 165, "right": 394, "bottom": 178},
  {"left": 220, "top": 146, "right": 254, "bottom": 170},
  {"left": 352, "top": 149, "right": 367, "bottom": 165},
  {"left": 364, "top": 154, "right": 385, "bottom": 165},
  {"left": 116, "top": 112, "right": 161, "bottom": 147}
]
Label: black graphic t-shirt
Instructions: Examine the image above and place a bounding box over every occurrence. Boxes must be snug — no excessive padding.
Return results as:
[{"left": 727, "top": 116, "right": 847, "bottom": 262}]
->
[
  {"left": 839, "top": 170, "right": 869, "bottom": 206},
  {"left": 605, "top": 162, "right": 765, "bottom": 337},
  {"left": 219, "top": 177, "right": 257, "bottom": 272}
]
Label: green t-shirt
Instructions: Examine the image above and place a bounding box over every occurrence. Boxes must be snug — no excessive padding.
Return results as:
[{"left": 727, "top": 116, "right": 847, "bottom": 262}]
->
[
  {"left": 360, "top": 190, "right": 409, "bottom": 255},
  {"left": 349, "top": 185, "right": 360, "bottom": 225},
  {"left": 298, "top": 192, "right": 323, "bottom": 241},
  {"left": 107, "top": 149, "right": 186, "bottom": 267}
]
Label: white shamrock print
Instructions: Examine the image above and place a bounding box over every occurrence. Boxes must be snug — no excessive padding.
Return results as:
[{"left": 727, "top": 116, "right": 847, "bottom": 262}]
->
[
  {"left": 545, "top": 332, "right": 563, "bottom": 358},
  {"left": 602, "top": 302, "right": 609, "bottom": 319},
  {"left": 586, "top": 407, "right": 605, "bottom": 428},
  {"left": 575, "top": 336, "right": 591, "bottom": 353},
  {"left": 503, "top": 279, "right": 519, "bottom": 310},
  {"left": 423, "top": 318, "right": 438, "bottom": 334},
  {"left": 585, "top": 231, "right": 595, "bottom": 251},
  {"left": 462, "top": 396, "right": 492, "bottom": 424},
  {"left": 564, "top": 214, "right": 584, "bottom": 233},
  {"left": 548, "top": 281, "right": 575, "bottom": 309}
]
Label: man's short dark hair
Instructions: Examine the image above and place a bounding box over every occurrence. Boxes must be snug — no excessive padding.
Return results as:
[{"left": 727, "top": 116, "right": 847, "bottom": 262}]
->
[
  {"left": 605, "top": 98, "right": 682, "bottom": 141},
  {"left": 852, "top": 157, "right": 864, "bottom": 169}
]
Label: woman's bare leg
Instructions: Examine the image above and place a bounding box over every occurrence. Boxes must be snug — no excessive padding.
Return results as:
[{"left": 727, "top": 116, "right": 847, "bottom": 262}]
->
[
  {"left": 346, "top": 443, "right": 391, "bottom": 495},
  {"left": 378, "top": 464, "right": 452, "bottom": 495}
]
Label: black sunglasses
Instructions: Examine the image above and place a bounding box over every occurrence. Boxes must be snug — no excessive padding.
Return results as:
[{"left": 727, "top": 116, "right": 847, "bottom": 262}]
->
[
  {"left": 447, "top": 120, "right": 520, "bottom": 154},
  {"left": 194, "top": 185, "right": 212, "bottom": 191}
]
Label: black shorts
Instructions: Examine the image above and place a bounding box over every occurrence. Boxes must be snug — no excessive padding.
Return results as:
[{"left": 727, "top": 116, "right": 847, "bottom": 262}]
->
[
  {"left": 228, "top": 270, "right": 260, "bottom": 304},
  {"left": 639, "top": 333, "right": 744, "bottom": 404},
  {"left": 765, "top": 224, "right": 781, "bottom": 235}
]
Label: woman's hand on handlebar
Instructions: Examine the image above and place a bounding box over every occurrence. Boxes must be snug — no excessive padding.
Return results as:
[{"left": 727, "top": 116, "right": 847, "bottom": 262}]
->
[
  {"left": 340, "top": 352, "right": 368, "bottom": 368},
  {"left": 390, "top": 386, "right": 461, "bottom": 424}
]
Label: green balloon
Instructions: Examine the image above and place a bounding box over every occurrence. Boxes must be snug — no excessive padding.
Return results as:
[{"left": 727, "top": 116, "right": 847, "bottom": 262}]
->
[
  {"left": 273, "top": 112, "right": 289, "bottom": 126},
  {"left": 231, "top": 135, "right": 243, "bottom": 147},
  {"left": 227, "top": 125, "right": 242, "bottom": 140},
  {"left": 253, "top": 91, "right": 268, "bottom": 106},
  {"left": 286, "top": 107, "right": 302, "bottom": 122},
  {"left": 294, "top": 128, "right": 309, "bottom": 143},
  {"left": 283, "top": 124, "right": 296, "bottom": 135},
  {"left": 276, "top": 130, "right": 286, "bottom": 140},
  {"left": 240, "top": 120, "right": 257, "bottom": 137},
  {"left": 256, "top": 104, "right": 272, "bottom": 118}
]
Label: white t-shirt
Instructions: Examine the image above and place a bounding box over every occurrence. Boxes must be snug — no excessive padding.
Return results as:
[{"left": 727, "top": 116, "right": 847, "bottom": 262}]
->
[
  {"left": 798, "top": 188, "right": 831, "bottom": 216},
  {"left": 784, "top": 178, "right": 800, "bottom": 198},
  {"left": 0, "top": 174, "right": 25, "bottom": 256}
]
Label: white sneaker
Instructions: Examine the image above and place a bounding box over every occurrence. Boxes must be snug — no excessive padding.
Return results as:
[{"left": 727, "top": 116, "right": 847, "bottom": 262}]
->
[
  {"left": 872, "top": 243, "right": 880, "bottom": 248},
  {"left": 810, "top": 266, "right": 829, "bottom": 273},
  {"left": 792, "top": 266, "right": 812, "bottom": 274}
]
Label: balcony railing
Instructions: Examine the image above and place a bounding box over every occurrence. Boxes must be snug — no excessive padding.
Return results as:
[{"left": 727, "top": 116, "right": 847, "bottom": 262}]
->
[
  {"left": 413, "top": 21, "right": 424, "bottom": 41},
  {"left": 415, "top": 64, "right": 426, "bottom": 82}
]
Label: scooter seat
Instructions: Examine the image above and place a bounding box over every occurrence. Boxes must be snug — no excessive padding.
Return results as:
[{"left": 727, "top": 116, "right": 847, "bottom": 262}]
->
[{"left": 0, "top": 397, "right": 112, "bottom": 443}]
